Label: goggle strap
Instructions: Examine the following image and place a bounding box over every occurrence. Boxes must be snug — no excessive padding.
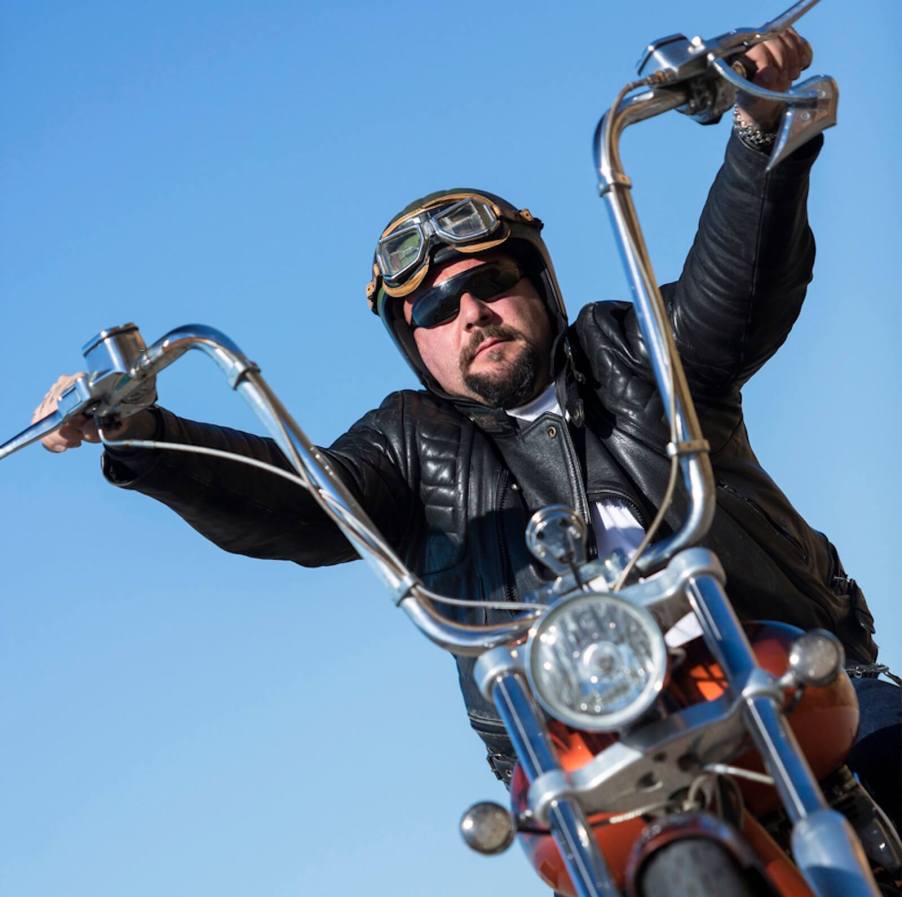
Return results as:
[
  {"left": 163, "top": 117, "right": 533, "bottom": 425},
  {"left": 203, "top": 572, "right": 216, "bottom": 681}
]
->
[
  {"left": 379, "top": 193, "right": 503, "bottom": 239},
  {"left": 380, "top": 263, "right": 431, "bottom": 299}
]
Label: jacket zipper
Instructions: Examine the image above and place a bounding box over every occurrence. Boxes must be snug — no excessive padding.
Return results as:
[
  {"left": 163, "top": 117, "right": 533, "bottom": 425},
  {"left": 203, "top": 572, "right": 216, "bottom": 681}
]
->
[
  {"left": 493, "top": 467, "right": 519, "bottom": 607},
  {"left": 557, "top": 421, "right": 592, "bottom": 524},
  {"left": 716, "top": 481, "right": 808, "bottom": 562}
]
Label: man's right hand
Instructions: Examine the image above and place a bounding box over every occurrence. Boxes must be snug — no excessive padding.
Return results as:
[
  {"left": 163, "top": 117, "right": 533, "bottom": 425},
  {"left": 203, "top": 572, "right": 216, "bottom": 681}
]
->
[{"left": 34, "top": 373, "right": 156, "bottom": 452}]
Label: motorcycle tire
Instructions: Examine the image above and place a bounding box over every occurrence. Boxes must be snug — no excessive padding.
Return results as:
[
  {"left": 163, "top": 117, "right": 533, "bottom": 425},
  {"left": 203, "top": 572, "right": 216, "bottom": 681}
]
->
[{"left": 639, "top": 838, "right": 757, "bottom": 897}]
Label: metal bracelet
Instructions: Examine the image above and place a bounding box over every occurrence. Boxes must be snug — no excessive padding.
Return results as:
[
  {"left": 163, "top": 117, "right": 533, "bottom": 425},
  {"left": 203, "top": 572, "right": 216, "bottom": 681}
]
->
[{"left": 732, "top": 107, "right": 778, "bottom": 151}]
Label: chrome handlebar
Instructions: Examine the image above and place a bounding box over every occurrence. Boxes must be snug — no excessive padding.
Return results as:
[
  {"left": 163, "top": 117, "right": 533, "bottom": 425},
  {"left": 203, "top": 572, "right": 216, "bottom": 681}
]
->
[
  {"left": 592, "top": 0, "right": 834, "bottom": 574},
  {"left": 0, "top": 324, "right": 159, "bottom": 461},
  {"left": 0, "top": 322, "right": 543, "bottom": 655},
  {"left": 1, "top": 0, "right": 838, "bottom": 648}
]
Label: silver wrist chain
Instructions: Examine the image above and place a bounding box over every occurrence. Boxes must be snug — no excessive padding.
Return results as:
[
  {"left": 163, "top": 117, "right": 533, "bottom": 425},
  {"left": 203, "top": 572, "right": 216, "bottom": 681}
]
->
[{"left": 732, "top": 107, "right": 777, "bottom": 151}]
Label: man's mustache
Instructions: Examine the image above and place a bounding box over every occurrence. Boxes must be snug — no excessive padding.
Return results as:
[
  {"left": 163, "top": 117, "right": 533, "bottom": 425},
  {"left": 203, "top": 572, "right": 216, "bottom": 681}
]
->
[{"left": 460, "top": 325, "right": 523, "bottom": 370}]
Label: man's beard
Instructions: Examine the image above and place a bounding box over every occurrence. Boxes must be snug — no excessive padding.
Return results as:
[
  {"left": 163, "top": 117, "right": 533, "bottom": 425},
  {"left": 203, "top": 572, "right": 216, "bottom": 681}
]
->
[{"left": 461, "top": 324, "right": 545, "bottom": 409}]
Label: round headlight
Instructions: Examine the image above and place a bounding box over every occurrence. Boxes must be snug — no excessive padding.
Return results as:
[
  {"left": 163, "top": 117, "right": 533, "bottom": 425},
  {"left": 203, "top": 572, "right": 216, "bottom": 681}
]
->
[{"left": 526, "top": 591, "right": 667, "bottom": 731}]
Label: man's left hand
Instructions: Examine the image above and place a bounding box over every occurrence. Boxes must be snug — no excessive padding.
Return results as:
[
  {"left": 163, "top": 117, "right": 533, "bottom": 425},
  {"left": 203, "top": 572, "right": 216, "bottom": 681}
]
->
[{"left": 736, "top": 28, "right": 814, "bottom": 131}]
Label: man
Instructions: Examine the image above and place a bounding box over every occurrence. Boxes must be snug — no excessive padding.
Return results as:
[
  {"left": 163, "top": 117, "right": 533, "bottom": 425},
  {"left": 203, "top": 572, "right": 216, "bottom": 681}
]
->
[{"left": 35, "top": 31, "right": 897, "bottom": 821}]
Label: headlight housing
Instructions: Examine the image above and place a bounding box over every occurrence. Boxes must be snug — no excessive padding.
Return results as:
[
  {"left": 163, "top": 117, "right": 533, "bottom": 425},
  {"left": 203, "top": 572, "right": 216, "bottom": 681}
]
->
[{"left": 526, "top": 591, "right": 667, "bottom": 731}]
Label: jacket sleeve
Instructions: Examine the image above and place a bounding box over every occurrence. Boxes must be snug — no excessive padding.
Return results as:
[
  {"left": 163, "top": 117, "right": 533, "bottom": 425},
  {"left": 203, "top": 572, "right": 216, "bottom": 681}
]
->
[
  {"left": 663, "top": 131, "right": 822, "bottom": 390},
  {"left": 101, "top": 398, "right": 418, "bottom": 567}
]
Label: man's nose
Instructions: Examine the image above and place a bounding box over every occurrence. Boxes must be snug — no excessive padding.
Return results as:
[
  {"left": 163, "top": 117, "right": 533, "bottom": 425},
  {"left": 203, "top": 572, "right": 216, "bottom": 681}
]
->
[{"left": 458, "top": 291, "right": 498, "bottom": 328}]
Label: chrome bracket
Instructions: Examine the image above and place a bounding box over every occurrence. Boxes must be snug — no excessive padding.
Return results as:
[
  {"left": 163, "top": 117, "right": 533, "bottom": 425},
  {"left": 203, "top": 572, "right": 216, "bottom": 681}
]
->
[
  {"left": 564, "top": 693, "right": 747, "bottom": 816},
  {"left": 474, "top": 645, "right": 526, "bottom": 701},
  {"left": 740, "top": 667, "right": 785, "bottom": 704},
  {"left": 392, "top": 572, "right": 420, "bottom": 606},
  {"left": 617, "top": 548, "right": 725, "bottom": 632},
  {"left": 528, "top": 770, "right": 574, "bottom": 824},
  {"left": 666, "top": 438, "right": 710, "bottom": 458}
]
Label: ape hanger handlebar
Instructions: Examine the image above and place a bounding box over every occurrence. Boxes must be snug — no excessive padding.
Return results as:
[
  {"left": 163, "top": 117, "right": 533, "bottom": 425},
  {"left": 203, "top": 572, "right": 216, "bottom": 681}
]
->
[
  {"left": 592, "top": 0, "right": 835, "bottom": 575},
  {"left": 0, "top": 322, "right": 544, "bottom": 656},
  {"left": 1, "top": 0, "right": 838, "bottom": 651}
]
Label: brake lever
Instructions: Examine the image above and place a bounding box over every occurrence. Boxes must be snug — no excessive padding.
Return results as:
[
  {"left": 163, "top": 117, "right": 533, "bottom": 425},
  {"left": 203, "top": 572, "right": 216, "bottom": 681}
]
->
[{"left": 0, "top": 323, "right": 157, "bottom": 461}]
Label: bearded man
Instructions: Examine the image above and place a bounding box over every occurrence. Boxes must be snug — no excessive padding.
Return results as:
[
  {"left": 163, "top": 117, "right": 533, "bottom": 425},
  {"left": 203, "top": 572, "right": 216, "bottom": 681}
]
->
[{"left": 35, "top": 30, "right": 898, "bottom": 828}]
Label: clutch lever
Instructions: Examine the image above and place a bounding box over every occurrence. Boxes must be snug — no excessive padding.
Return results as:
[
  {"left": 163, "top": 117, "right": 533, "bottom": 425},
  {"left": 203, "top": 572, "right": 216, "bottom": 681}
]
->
[
  {"left": 636, "top": 0, "right": 835, "bottom": 169},
  {"left": 709, "top": 58, "right": 837, "bottom": 169},
  {"left": 635, "top": 1, "right": 824, "bottom": 83},
  {"left": 0, "top": 323, "right": 157, "bottom": 461}
]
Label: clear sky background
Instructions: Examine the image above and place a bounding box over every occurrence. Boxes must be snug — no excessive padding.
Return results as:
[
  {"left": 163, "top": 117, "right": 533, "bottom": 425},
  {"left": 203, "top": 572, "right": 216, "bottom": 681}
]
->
[{"left": 1, "top": 2, "right": 899, "bottom": 896}]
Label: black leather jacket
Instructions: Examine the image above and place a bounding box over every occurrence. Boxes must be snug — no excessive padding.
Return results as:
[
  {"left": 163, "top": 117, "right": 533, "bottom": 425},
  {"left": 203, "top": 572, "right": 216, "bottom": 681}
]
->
[{"left": 104, "top": 133, "right": 878, "bottom": 778}]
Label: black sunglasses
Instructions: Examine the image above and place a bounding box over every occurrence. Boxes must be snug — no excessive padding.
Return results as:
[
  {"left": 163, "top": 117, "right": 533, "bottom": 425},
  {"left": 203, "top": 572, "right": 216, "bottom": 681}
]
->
[{"left": 410, "top": 259, "right": 524, "bottom": 329}]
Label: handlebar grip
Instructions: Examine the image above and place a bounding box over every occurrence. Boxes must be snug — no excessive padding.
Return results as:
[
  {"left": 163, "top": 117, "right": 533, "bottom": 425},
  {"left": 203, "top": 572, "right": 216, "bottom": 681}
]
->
[{"left": 730, "top": 54, "right": 759, "bottom": 85}]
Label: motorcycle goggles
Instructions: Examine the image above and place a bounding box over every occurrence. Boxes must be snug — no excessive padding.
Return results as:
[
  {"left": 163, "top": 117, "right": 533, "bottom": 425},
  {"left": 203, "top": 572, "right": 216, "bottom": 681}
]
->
[
  {"left": 409, "top": 258, "right": 524, "bottom": 329},
  {"left": 374, "top": 194, "right": 516, "bottom": 298}
]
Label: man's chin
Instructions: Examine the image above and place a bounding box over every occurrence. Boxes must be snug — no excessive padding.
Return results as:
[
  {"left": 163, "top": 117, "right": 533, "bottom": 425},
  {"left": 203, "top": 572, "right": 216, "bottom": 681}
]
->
[{"left": 462, "top": 346, "right": 544, "bottom": 409}]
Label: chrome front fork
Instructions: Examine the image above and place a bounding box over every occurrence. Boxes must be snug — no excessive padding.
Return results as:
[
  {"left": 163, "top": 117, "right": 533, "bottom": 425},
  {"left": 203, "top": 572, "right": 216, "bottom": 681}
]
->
[
  {"left": 486, "top": 670, "right": 621, "bottom": 897},
  {"left": 477, "top": 573, "right": 879, "bottom": 897}
]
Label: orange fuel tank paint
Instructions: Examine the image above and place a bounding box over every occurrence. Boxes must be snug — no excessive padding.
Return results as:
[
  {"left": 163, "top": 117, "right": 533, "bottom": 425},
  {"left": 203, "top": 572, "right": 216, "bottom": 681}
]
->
[{"left": 672, "top": 621, "right": 859, "bottom": 814}]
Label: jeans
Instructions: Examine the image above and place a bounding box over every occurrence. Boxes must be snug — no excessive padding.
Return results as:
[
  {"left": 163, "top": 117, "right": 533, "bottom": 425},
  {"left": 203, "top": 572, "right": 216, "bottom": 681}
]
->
[{"left": 847, "top": 676, "right": 902, "bottom": 833}]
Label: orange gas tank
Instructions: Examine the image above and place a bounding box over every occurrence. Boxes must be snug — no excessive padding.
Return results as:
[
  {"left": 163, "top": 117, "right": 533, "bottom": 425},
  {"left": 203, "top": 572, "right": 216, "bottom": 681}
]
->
[{"left": 671, "top": 620, "right": 859, "bottom": 813}]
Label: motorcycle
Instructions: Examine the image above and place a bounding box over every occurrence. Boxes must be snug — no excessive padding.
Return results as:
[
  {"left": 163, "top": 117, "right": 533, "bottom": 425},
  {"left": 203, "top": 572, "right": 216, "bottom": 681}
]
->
[{"left": 3, "top": 2, "right": 900, "bottom": 895}]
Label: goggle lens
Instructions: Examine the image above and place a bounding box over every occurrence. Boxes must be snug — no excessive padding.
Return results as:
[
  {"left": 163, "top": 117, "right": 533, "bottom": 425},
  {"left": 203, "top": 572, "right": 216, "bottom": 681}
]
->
[
  {"left": 378, "top": 227, "right": 425, "bottom": 282},
  {"left": 410, "top": 259, "right": 523, "bottom": 329},
  {"left": 377, "top": 197, "right": 502, "bottom": 285},
  {"left": 433, "top": 199, "right": 497, "bottom": 242}
]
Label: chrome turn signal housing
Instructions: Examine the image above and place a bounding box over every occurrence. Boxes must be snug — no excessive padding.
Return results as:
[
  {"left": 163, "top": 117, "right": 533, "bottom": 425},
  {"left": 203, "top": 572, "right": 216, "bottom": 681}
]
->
[
  {"left": 787, "top": 629, "right": 845, "bottom": 687},
  {"left": 459, "top": 801, "right": 515, "bottom": 855}
]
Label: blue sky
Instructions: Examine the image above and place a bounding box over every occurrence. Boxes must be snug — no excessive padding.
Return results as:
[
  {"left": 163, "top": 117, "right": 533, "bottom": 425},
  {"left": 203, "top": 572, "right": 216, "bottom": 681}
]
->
[{"left": 1, "top": 2, "right": 899, "bottom": 895}]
